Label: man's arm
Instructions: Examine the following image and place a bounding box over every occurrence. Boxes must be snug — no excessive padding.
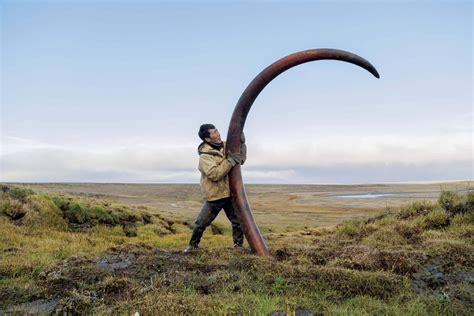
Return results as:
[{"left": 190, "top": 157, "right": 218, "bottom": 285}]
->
[{"left": 199, "top": 154, "right": 236, "bottom": 182}]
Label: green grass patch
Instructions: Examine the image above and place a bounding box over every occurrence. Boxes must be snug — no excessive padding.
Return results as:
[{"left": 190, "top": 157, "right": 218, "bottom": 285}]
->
[{"left": 0, "top": 185, "right": 472, "bottom": 314}]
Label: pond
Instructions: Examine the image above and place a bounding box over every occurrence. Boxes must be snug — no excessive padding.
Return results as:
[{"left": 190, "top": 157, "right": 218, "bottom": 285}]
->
[
  {"left": 334, "top": 188, "right": 473, "bottom": 199},
  {"left": 334, "top": 192, "right": 400, "bottom": 199}
]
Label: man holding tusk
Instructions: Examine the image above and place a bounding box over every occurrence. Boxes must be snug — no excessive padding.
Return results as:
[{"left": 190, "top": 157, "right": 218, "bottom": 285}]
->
[{"left": 183, "top": 124, "right": 246, "bottom": 253}]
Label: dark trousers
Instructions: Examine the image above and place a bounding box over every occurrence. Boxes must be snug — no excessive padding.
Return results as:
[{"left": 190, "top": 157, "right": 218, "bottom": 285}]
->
[{"left": 188, "top": 197, "right": 244, "bottom": 247}]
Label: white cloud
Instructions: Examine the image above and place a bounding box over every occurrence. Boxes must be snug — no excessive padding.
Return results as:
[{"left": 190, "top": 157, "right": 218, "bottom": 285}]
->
[
  {"left": 1, "top": 133, "right": 472, "bottom": 183},
  {"left": 247, "top": 133, "right": 472, "bottom": 167}
]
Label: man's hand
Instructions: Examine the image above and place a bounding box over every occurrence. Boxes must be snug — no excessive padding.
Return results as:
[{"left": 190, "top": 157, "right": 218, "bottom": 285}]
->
[{"left": 227, "top": 151, "right": 244, "bottom": 166}]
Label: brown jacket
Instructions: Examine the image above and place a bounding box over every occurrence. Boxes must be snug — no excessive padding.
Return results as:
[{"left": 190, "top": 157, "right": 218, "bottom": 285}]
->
[{"left": 197, "top": 141, "right": 246, "bottom": 201}]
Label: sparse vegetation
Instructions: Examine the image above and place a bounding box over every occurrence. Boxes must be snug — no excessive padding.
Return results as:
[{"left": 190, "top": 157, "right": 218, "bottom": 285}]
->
[{"left": 0, "top": 184, "right": 472, "bottom": 314}]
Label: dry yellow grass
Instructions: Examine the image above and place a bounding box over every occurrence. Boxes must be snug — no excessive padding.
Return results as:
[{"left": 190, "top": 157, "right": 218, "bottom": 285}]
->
[
  {"left": 0, "top": 183, "right": 472, "bottom": 314},
  {"left": 13, "top": 181, "right": 471, "bottom": 232}
]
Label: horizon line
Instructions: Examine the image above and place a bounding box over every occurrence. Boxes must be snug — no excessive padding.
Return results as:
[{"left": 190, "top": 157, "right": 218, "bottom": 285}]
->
[{"left": 1, "top": 179, "right": 472, "bottom": 186}]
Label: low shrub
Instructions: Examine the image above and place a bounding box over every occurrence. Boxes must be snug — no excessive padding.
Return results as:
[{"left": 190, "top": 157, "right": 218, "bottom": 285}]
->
[
  {"left": 397, "top": 201, "right": 437, "bottom": 220},
  {"left": 416, "top": 209, "right": 450, "bottom": 230},
  {"left": 394, "top": 222, "right": 423, "bottom": 243},
  {"left": 0, "top": 197, "right": 27, "bottom": 220},
  {"left": 439, "top": 190, "right": 473, "bottom": 216},
  {"left": 362, "top": 228, "right": 407, "bottom": 247},
  {"left": 0, "top": 185, "right": 35, "bottom": 202}
]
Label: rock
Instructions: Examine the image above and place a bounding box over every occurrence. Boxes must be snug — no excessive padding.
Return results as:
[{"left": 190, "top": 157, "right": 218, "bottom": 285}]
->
[
  {"left": 97, "top": 258, "right": 132, "bottom": 272},
  {"left": 2, "top": 298, "right": 60, "bottom": 314}
]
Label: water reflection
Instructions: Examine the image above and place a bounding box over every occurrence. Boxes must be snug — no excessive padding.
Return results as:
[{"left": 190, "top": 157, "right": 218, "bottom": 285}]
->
[{"left": 335, "top": 193, "right": 398, "bottom": 199}]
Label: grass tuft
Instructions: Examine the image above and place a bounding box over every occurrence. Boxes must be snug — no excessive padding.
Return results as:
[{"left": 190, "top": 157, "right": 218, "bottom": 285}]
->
[{"left": 0, "top": 185, "right": 472, "bottom": 314}]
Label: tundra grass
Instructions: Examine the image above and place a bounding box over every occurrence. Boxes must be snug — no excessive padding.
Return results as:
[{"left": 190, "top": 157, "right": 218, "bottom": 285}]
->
[{"left": 0, "top": 184, "right": 472, "bottom": 315}]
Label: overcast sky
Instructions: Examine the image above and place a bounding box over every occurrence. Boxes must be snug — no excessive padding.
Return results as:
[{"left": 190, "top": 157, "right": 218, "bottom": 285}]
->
[{"left": 1, "top": 0, "right": 472, "bottom": 184}]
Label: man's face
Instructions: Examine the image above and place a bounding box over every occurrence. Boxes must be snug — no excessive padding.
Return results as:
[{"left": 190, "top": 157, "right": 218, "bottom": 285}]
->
[{"left": 205, "top": 128, "right": 222, "bottom": 144}]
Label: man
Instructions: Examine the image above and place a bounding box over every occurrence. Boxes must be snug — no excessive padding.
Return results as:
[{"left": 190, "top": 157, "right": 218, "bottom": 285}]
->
[{"left": 183, "top": 123, "right": 246, "bottom": 253}]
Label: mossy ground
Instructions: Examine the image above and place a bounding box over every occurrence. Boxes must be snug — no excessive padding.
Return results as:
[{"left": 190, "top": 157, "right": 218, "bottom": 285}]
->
[{"left": 0, "top": 185, "right": 472, "bottom": 315}]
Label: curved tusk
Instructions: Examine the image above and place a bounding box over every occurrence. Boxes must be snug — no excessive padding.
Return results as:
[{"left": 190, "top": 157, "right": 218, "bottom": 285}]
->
[{"left": 226, "top": 48, "right": 380, "bottom": 256}]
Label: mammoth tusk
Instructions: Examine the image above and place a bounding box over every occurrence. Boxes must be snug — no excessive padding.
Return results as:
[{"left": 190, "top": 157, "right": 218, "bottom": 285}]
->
[{"left": 225, "top": 49, "right": 380, "bottom": 256}]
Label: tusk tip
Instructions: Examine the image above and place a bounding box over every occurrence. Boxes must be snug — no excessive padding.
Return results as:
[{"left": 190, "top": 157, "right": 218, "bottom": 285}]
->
[
  {"left": 368, "top": 67, "right": 380, "bottom": 79},
  {"left": 371, "top": 67, "right": 380, "bottom": 79}
]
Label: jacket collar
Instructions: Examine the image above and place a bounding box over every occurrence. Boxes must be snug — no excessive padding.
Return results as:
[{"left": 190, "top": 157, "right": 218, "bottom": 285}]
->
[{"left": 198, "top": 141, "right": 227, "bottom": 157}]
